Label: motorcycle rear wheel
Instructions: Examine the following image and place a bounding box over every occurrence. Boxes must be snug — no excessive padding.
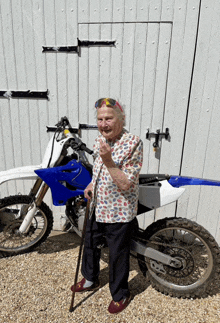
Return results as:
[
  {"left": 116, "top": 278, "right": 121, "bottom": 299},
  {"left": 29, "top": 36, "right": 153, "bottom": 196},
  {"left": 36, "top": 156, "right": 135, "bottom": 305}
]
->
[
  {"left": 137, "top": 217, "right": 220, "bottom": 298},
  {"left": 0, "top": 195, "right": 53, "bottom": 256}
]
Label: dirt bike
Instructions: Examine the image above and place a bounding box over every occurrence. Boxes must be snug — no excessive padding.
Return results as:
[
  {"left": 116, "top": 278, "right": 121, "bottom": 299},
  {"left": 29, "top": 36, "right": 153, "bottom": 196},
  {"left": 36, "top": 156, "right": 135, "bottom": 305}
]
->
[{"left": 0, "top": 117, "right": 219, "bottom": 299}]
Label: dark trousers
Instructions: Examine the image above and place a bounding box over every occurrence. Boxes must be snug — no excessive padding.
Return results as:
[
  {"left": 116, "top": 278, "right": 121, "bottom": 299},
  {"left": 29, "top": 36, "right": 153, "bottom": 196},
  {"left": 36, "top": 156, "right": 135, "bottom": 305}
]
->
[{"left": 81, "top": 212, "right": 136, "bottom": 302}]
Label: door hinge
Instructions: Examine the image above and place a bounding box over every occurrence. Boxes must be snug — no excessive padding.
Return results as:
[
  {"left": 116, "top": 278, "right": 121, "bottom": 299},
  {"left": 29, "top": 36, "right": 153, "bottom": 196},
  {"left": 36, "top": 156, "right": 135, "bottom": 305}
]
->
[
  {"left": 0, "top": 90, "right": 49, "bottom": 100},
  {"left": 42, "top": 38, "right": 116, "bottom": 54}
]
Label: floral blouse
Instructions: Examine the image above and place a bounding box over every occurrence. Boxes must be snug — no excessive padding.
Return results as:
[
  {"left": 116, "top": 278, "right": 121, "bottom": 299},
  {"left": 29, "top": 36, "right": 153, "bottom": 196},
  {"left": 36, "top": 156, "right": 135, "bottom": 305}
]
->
[{"left": 90, "top": 129, "right": 143, "bottom": 223}]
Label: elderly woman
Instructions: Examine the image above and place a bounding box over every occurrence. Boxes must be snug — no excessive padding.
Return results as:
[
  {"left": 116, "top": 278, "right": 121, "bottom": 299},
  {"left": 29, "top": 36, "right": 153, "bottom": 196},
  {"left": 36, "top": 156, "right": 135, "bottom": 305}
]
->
[{"left": 71, "top": 98, "right": 143, "bottom": 314}]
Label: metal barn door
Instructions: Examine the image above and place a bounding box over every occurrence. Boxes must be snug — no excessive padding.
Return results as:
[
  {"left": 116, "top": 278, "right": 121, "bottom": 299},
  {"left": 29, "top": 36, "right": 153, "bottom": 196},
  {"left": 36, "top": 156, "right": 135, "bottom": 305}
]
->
[
  {"left": 78, "top": 22, "right": 172, "bottom": 172},
  {"left": 77, "top": 19, "right": 199, "bottom": 229}
]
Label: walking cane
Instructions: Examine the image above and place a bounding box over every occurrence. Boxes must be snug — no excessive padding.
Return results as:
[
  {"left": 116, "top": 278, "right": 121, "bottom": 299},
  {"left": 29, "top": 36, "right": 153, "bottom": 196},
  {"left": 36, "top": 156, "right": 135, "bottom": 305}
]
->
[{"left": 69, "top": 191, "right": 92, "bottom": 312}]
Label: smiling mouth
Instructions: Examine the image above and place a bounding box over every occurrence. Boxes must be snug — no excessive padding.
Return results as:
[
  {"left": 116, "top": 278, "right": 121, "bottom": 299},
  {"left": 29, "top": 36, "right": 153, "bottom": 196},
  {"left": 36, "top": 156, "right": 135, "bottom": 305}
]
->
[{"left": 102, "top": 129, "right": 111, "bottom": 133}]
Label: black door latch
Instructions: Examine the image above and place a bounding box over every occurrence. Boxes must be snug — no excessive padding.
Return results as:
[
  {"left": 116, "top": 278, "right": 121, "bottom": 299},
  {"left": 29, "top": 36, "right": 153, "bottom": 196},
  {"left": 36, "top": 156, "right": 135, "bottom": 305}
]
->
[{"left": 146, "top": 128, "right": 170, "bottom": 149}]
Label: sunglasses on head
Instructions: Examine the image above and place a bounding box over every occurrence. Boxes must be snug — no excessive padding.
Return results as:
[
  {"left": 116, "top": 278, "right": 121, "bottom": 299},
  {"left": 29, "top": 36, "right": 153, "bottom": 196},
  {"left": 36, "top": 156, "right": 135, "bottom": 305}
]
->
[{"left": 95, "top": 98, "right": 123, "bottom": 112}]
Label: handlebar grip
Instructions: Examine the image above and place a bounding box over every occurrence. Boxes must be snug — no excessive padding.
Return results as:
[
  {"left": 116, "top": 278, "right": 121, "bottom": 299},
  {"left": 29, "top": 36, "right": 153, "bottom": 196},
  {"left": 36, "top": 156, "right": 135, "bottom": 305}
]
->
[{"left": 80, "top": 143, "right": 93, "bottom": 155}]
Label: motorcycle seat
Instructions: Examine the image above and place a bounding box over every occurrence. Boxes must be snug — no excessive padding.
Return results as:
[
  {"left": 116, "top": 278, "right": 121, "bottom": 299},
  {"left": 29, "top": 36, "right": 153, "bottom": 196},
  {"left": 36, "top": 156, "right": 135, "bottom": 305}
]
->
[{"left": 139, "top": 174, "right": 170, "bottom": 185}]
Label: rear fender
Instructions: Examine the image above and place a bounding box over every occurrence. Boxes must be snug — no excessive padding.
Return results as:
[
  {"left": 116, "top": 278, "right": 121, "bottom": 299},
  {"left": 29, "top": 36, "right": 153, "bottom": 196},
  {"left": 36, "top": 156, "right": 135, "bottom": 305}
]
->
[{"left": 168, "top": 175, "right": 220, "bottom": 188}]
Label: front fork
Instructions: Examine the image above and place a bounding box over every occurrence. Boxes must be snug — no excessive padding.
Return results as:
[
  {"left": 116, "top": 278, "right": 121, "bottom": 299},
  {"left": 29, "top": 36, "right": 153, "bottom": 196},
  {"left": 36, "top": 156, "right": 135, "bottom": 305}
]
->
[
  {"left": 18, "top": 154, "right": 65, "bottom": 233},
  {"left": 18, "top": 179, "right": 49, "bottom": 233}
]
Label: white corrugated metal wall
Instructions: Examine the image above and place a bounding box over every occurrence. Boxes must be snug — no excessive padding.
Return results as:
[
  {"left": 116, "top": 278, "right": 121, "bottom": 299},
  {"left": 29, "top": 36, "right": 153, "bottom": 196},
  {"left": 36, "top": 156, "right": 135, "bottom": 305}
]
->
[
  {"left": 177, "top": 0, "right": 220, "bottom": 243},
  {"left": 0, "top": 0, "right": 220, "bottom": 243}
]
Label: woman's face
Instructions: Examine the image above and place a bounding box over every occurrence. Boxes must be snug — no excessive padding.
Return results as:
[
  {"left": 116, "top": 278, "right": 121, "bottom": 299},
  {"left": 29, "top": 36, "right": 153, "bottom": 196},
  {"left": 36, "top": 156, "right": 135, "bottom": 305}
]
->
[{"left": 97, "top": 105, "right": 124, "bottom": 141}]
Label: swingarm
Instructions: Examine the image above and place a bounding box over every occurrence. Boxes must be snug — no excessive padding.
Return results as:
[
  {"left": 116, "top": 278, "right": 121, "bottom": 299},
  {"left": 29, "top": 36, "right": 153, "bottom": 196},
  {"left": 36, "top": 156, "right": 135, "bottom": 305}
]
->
[{"left": 131, "top": 239, "right": 182, "bottom": 269}]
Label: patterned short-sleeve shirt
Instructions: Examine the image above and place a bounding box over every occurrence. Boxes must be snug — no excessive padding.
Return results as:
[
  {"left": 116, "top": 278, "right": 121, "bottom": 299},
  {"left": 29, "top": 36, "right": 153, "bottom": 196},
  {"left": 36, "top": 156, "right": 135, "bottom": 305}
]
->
[{"left": 90, "top": 129, "right": 143, "bottom": 223}]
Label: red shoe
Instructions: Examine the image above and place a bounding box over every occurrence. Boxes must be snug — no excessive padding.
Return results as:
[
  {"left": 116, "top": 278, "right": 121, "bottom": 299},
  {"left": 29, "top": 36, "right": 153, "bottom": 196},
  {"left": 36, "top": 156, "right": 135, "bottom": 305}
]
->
[
  {"left": 108, "top": 294, "right": 131, "bottom": 314},
  {"left": 70, "top": 278, "right": 100, "bottom": 293}
]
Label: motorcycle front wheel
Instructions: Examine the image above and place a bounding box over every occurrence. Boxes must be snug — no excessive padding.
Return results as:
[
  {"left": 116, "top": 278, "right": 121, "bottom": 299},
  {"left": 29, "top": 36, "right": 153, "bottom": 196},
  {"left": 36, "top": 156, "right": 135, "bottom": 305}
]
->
[
  {"left": 0, "top": 195, "right": 53, "bottom": 256},
  {"left": 137, "top": 217, "right": 220, "bottom": 298}
]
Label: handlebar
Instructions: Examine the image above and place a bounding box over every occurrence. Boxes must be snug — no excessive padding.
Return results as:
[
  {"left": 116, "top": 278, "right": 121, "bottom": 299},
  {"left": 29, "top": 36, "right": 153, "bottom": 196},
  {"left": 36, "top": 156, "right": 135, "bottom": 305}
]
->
[{"left": 47, "top": 118, "right": 98, "bottom": 133}]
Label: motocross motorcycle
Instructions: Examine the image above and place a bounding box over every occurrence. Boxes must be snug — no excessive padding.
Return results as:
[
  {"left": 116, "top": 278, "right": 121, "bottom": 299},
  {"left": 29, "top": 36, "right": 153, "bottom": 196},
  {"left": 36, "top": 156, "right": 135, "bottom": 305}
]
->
[{"left": 0, "top": 117, "right": 219, "bottom": 299}]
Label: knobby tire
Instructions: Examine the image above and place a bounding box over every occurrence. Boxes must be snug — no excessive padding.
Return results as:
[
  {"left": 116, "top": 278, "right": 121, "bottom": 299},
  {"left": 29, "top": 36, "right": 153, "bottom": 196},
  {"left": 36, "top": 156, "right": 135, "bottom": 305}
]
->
[
  {"left": 137, "top": 217, "right": 220, "bottom": 298},
  {"left": 0, "top": 195, "right": 53, "bottom": 256}
]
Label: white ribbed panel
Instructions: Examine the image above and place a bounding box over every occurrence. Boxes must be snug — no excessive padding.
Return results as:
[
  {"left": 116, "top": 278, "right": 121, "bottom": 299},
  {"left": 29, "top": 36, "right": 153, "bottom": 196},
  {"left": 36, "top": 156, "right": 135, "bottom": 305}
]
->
[
  {"left": 177, "top": 0, "right": 220, "bottom": 243},
  {"left": 1, "top": 0, "right": 220, "bottom": 244}
]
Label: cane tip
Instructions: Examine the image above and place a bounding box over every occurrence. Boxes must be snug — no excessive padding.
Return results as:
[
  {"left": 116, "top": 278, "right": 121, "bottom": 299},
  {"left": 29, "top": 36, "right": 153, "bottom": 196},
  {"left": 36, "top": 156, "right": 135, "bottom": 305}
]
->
[{"left": 69, "top": 307, "right": 74, "bottom": 313}]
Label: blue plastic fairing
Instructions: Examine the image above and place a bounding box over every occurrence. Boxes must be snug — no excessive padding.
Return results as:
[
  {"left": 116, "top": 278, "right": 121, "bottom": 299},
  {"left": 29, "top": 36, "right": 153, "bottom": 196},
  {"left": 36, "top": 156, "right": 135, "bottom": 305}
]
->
[{"left": 35, "top": 160, "right": 92, "bottom": 206}]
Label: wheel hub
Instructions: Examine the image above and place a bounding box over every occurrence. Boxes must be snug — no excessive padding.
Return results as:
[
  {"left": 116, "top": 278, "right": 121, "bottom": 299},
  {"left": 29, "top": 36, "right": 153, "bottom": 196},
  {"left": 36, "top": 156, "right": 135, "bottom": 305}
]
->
[
  {"left": 163, "top": 247, "right": 194, "bottom": 278},
  {"left": 3, "top": 220, "right": 35, "bottom": 239},
  {"left": 3, "top": 220, "right": 24, "bottom": 240}
]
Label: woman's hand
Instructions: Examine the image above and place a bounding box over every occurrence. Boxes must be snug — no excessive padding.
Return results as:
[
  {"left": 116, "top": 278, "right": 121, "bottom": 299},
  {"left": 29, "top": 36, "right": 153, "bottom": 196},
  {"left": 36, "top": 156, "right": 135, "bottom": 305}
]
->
[
  {"left": 84, "top": 183, "right": 93, "bottom": 200},
  {"left": 99, "top": 141, "right": 114, "bottom": 167}
]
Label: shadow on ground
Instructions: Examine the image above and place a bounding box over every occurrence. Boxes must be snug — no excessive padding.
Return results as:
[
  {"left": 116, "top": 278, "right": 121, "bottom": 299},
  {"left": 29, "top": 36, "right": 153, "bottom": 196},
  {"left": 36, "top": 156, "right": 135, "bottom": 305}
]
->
[
  {"left": 36, "top": 230, "right": 81, "bottom": 254},
  {"left": 2, "top": 230, "right": 220, "bottom": 299},
  {"left": 36, "top": 231, "right": 151, "bottom": 300}
]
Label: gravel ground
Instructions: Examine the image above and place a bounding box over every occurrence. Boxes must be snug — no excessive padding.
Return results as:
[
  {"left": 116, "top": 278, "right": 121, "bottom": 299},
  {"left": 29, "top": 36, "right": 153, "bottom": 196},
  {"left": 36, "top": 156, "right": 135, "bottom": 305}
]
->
[{"left": 0, "top": 231, "right": 220, "bottom": 323}]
